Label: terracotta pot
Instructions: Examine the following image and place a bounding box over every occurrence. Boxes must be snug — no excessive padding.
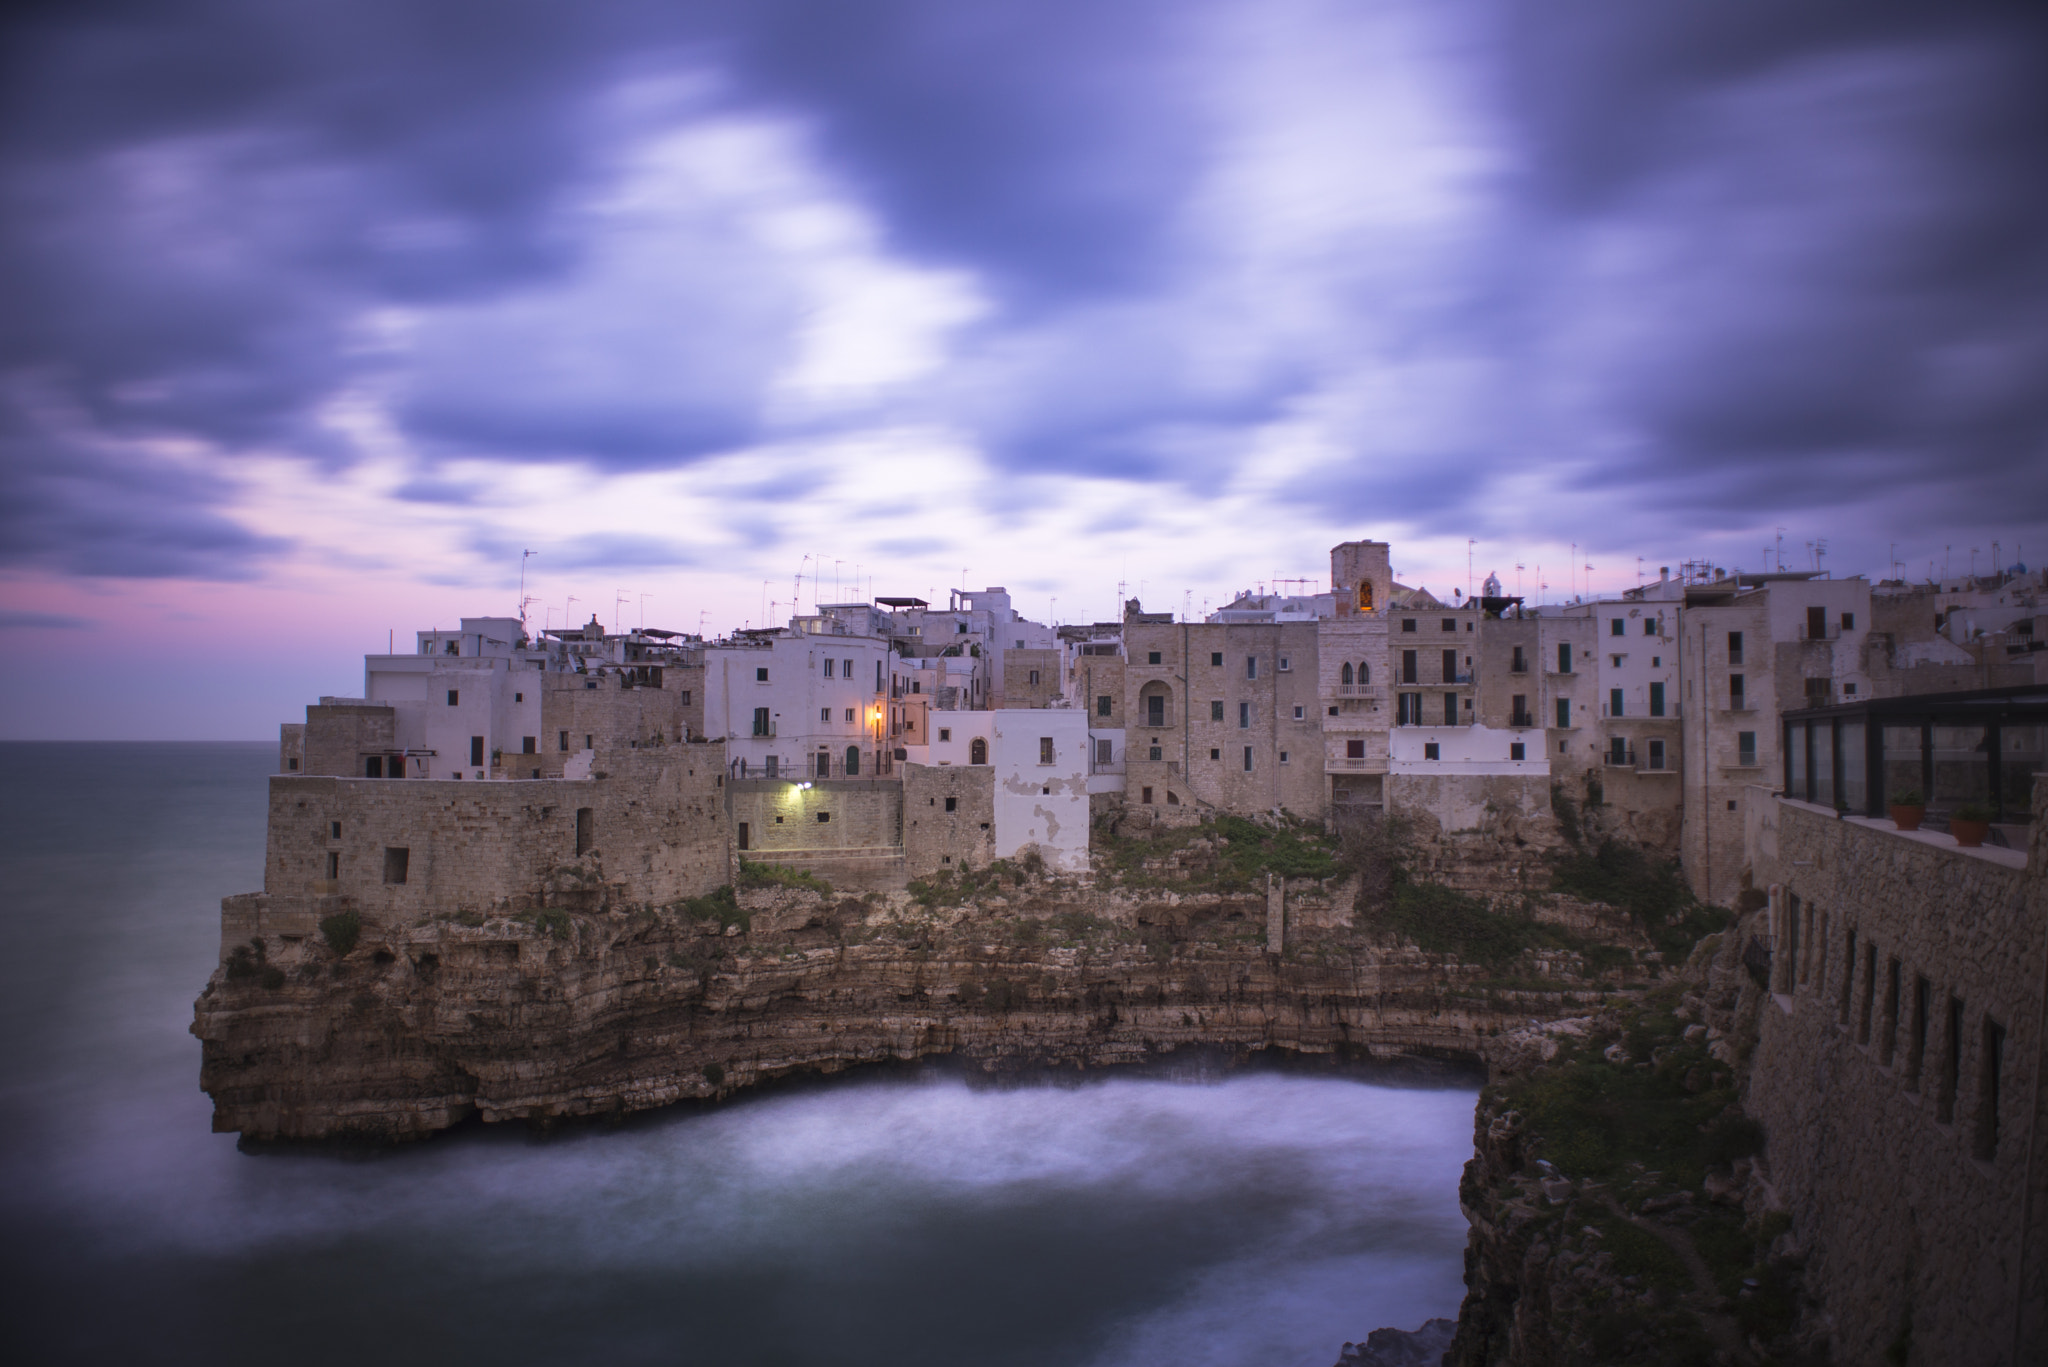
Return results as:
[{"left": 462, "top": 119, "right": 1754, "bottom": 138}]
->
[
  {"left": 1950, "top": 818, "right": 1989, "bottom": 848},
  {"left": 1888, "top": 805, "right": 1924, "bottom": 832}
]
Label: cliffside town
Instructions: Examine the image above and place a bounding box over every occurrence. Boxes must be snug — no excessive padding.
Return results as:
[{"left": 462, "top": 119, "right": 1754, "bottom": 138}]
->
[{"left": 198, "top": 534, "right": 2048, "bottom": 1366}]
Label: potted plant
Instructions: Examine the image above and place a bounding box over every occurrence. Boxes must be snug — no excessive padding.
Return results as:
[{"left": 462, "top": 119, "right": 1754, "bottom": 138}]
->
[
  {"left": 1950, "top": 801, "right": 1993, "bottom": 848},
  {"left": 1888, "top": 789, "right": 1925, "bottom": 831}
]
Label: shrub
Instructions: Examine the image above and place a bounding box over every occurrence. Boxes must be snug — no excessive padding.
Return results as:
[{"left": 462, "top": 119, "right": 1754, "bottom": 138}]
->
[
  {"left": 1550, "top": 785, "right": 1583, "bottom": 846},
  {"left": 1888, "top": 788, "right": 1923, "bottom": 807},
  {"left": 319, "top": 909, "right": 361, "bottom": 958},
  {"left": 259, "top": 966, "right": 287, "bottom": 991},
  {"left": 677, "top": 885, "right": 748, "bottom": 932},
  {"left": 701, "top": 1061, "right": 726, "bottom": 1086},
  {"left": 224, "top": 944, "right": 260, "bottom": 981},
  {"left": 736, "top": 858, "right": 832, "bottom": 896},
  {"left": 1550, "top": 839, "right": 1729, "bottom": 958},
  {"left": 1954, "top": 801, "right": 1993, "bottom": 822},
  {"left": 533, "top": 907, "right": 573, "bottom": 940}
]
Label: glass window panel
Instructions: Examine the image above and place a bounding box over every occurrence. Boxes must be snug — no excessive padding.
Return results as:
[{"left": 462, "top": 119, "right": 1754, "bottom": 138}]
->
[
  {"left": 1930, "top": 724, "right": 1989, "bottom": 814},
  {"left": 1882, "top": 725, "right": 1923, "bottom": 805},
  {"left": 1812, "top": 723, "right": 1835, "bottom": 809},
  {"left": 2000, "top": 725, "right": 2045, "bottom": 823},
  {"left": 1787, "top": 724, "right": 1807, "bottom": 797},
  {"left": 1839, "top": 721, "right": 1866, "bottom": 814}
]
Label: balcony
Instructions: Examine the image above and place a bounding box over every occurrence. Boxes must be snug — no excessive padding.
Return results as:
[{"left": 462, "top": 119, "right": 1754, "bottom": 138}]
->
[
  {"left": 1602, "top": 748, "right": 1637, "bottom": 768},
  {"left": 1509, "top": 712, "right": 1537, "bottom": 729},
  {"left": 1334, "top": 683, "right": 1380, "bottom": 698},
  {"left": 1442, "top": 671, "right": 1475, "bottom": 685},
  {"left": 1509, "top": 661, "right": 1530, "bottom": 674},
  {"left": 1325, "top": 756, "right": 1375, "bottom": 771},
  {"left": 1724, "top": 697, "right": 1757, "bottom": 713},
  {"left": 1797, "top": 622, "right": 1843, "bottom": 642}
]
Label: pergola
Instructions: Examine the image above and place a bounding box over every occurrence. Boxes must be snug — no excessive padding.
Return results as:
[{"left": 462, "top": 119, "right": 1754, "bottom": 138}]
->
[{"left": 1782, "top": 684, "right": 2048, "bottom": 824}]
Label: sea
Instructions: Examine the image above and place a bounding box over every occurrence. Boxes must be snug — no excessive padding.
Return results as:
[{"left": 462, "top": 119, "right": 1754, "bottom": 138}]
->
[{"left": 0, "top": 742, "right": 1476, "bottom": 1366}]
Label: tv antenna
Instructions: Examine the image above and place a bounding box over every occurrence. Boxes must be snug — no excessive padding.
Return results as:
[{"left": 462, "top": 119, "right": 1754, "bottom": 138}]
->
[{"left": 518, "top": 549, "right": 537, "bottom": 623}]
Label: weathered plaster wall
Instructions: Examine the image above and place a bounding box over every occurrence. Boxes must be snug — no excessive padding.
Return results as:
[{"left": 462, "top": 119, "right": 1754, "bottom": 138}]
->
[
  {"left": 1740, "top": 777, "right": 2048, "bottom": 1365},
  {"left": 992, "top": 710, "right": 1090, "bottom": 871}
]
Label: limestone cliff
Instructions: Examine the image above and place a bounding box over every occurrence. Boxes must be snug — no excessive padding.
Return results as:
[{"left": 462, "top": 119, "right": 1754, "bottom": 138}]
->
[
  {"left": 193, "top": 831, "right": 1662, "bottom": 1144},
  {"left": 1442, "top": 914, "right": 1830, "bottom": 1367}
]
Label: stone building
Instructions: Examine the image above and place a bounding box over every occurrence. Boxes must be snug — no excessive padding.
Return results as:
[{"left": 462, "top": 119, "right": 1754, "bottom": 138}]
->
[{"left": 1739, "top": 769, "right": 2048, "bottom": 1366}]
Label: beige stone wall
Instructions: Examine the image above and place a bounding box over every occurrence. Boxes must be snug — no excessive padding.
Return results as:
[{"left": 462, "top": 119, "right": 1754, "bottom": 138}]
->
[
  {"left": 729, "top": 777, "right": 902, "bottom": 857},
  {"left": 249, "top": 743, "right": 731, "bottom": 952},
  {"left": 1318, "top": 615, "right": 1390, "bottom": 812},
  {"left": 537, "top": 669, "right": 699, "bottom": 777},
  {"left": 302, "top": 703, "right": 396, "bottom": 777},
  {"left": 279, "top": 723, "right": 305, "bottom": 774},
  {"left": 1072, "top": 654, "right": 1126, "bottom": 728},
  {"left": 1680, "top": 598, "right": 1772, "bottom": 904},
  {"left": 1000, "top": 648, "right": 1063, "bottom": 709},
  {"left": 902, "top": 762, "right": 997, "bottom": 876},
  {"left": 1123, "top": 620, "right": 1325, "bottom": 818},
  {"left": 1740, "top": 778, "right": 2048, "bottom": 1365}
]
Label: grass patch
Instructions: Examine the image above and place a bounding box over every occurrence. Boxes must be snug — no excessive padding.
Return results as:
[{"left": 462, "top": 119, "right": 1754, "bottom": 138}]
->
[
  {"left": 908, "top": 860, "right": 1023, "bottom": 908},
  {"left": 736, "top": 858, "right": 833, "bottom": 897},
  {"left": 532, "top": 907, "right": 573, "bottom": 941},
  {"left": 1360, "top": 879, "right": 1577, "bottom": 968},
  {"left": 1506, "top": 1041, "right": 1737, "bottom": 1190},
  {"left": 1550, "top": 839, "right": 1731, "bottom": 957}
]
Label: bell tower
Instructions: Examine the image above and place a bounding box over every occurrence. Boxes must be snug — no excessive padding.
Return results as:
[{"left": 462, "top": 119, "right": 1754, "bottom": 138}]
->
[{"left": 1330, "top": 540, "right": 1391, "bottom": 617}]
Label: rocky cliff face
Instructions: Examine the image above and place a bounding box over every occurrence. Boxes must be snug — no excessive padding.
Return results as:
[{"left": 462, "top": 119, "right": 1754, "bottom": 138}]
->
[
  {"left": 193, "top": 842, "right": 1660, "bottom": 1143},
  {"left": 1443, "top": 917, "right": 1830, "bottom": 1367}
]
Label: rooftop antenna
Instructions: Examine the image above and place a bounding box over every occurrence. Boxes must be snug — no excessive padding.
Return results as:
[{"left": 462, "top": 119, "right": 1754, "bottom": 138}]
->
[
  {"left": 1515, "top": 562, "right": 1524, "bottom": 598},
  {"left": 1814, "top": 539, "right": 1827, "bottom": 575},
  {"left": 1775, "top": 527, "right": 1786, "bottom": 573},
  {"left": 1468, "top": 539, "right": 1475, "bottom": 600},
  {"left": 518, "top": 549, "right": 537, "bottom": 624},
  {"left": 615, "top": 589, "right": 632, "bottom": 634},
  {"left": 1636, "top": 556, "right": 1644, "bottom": 587},
  {"left": 1585, "top": 561, "right": 1594, "bottom": 601},
  {"left": 1970, "top": 546, "right": 1979, "bottom": 578},
  {"left": 795, "top": 555, "right": 810, "bottom": 614},
  {"left": 762, "top": 581, "right": 770, "bottom": 629},
  {"left": 639, "top": 593, "right": 652, "bottom": 631},
  {"left": 565, "top": 595, "right": 579, "bottom": 629},
  {"left": 1569, "top": 543, "right": 1576, "bottom": 602}
]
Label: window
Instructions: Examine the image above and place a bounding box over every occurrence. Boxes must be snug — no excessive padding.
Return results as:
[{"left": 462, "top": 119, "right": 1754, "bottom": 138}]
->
[
  {"left": 1649, "top": 682, "right": 1665, "bottom": 717},
  {"left": 1977, "top": 1015, "right": 2006, "bottom": 1159},
  {"left": 970, "top": 737, "right": 988, "bottom": 765},
  {"left": 1647, "top": 738, "right": 1665, "bottom": 770},
  {"left": 1246, "top": 656, "right": 1258, "bottom": 679},
  {"left": 326, "top": 851, "right": 340, "bottom": 879},
  {"left": 1807, "top": 605, "right": 1827, "bottom": 639},
  {"left": 845, "top": 708, "right": 856, "bottom": 722},
  {"left": 470, "top": 736, "right": 485, "bottom": 767},
  {"left": 754, "top": 666, "right": 769, "bottom": 682},
  {"left": 1292, "top": 706, "right": 1304, "bottom": 720},
  {"left": 1278, "top": 656, "right": 1290, "bottom": 671},
  {"left": 1844, "top": 683, "right": 1858, "bottom": 697},
  {"left": 1731, "top": 673, "right": 1746, "bottom": 704},
  {"left": 1356, "top": 662, "right": 1369, "bottom": 685},
  {"left": 1398, "top": 692, "right": 1422, "bottom": 725},
  {"left": 288, "top": 757, "right": 299, "bottom": 771},
  {"left": 1841, "top": 611, "right": 1855, "bottom": 631},
  {"left": 1609, "top": 736, "right": 1628, "bottom": 766},
  {"left": 1142, "top": 786, "right": 1154, "bottom": 804},
  {"left": 816, "top": 810, "right": 832, "bottom": 823},
  {"left": 1728, "top": 631, "right": 1744, "bottom": 665},
  {"left": 945, "top": 796, "right": 958, "bottom": 812},
  {"left": 522, "top": 736, "right": 536, "bottom": 754},
  {"left": 1095, "top": 739, "right": 1111, "bottom": 767},
  {"left": 1643, "top": 618, "right": 1657, "bottom": 636},
  {"left": 1443, "top": 694, "right": 1458, "bottom": 725},
  {"left": 1651, "top": 656, "right": 1660, "bottom": 667},
  {"left": 1211, "top": 652, "right": 1223, "bottom": 666},
  {"left": 1442, "top": 649, "right": 1458, "bottom": 682},
  {"left": 447, "top": 689, "right": 459, "bottom": 706},
  {"left": 753, "top": 707, "right": 771, "bottom": 737},
  {"left": 575, "top": 807, "right": 593, "bottom": 855},
  {"left": 1938, "top": 994, "right": 1963, "bottom": 1123},
  {"left": 1242, "top": 746, "right": 1253, "bottom": 771},
  {"left": 825, "top": 659, "right": 836, "bottom": 678},
  {"left": 1341, "top": 663, "right": 1353, "bottom": 685},
  {"left": 1347, "top": 739, "right": 1364, "bottom": 759},
  {"left": 1511, "top": 694, "right": 1528, "bottom": 725},
  {"left": 1147, "top": 694, "right": 1166, "bottom": 727},
  {"left": 366, "top": 756, "right": 382, "bottom": 778},
  {"left": 939, "top": 728, "right": 951, "bottom": 742},
  {"left": 816, "top": 751, "right": 830, "bottom": 777},
  {"left": 1209, "top": 748, "right": 1220, "bottom": 760},
  {"left": 1556, "top": 697, "right": 1571, "bottom": 728},
  {"left": 1442, "top": 618, "right": 1456, "bottom": 632},
  {"left": 1611, "top": 618, "right": 1625, "bottom": 636},
  {"left": 822, "top": 708, "right": 832, "bottom": 722},
  {"left": 1238, "top": 702, "right": 1250, "bottom": 728},
  {"left": 957, "top": 622, "right": 968, "bottom": 634},
  {"left": 681, "top": 690, "right": 692, "bottom": 705},
  {"left": 382, "top": 847, "right": 408, "bottom": 885},
  {"left": 514, "top": 692, "right": 523, "bottom": 703},
  {"left": 1149, "top": 744, "right": 1162, "bottom": 759},
  {"left": 1097, "top": 695, "right": 1112, "bottom": 716},
  {"left": 559, "top": 731, "right": 569, "bottom": 752},
  {"left": 1738, "top": 731, "right": 1757, "bottom": 765},
  {"left": 736, "top": 821, "right": 748, "bottom": 851},
  {"left": 1610, "top": 688, "right": 1625, "bottom": 718},
  {"left": 1510, "top": 742, "right": 1525, "bottom": 761},
  {"left": 1039, "top": 737, "right": 1055, "bottom": 765},
  {"left": 1805, "top": 677, "right": 1831, "bottom": 703},
  {"left": 1424, "top": 742, "right": 1439, "bottom": 759},
  {"left": 1402, "top": 650, "right": 1418, "bottom": 683},
  {"left": 1511, "top": 645, "right": 1526, "bottom": 672},
  {"left": 330, "top": 821, "right": 342, "bottom": 839},
  {"left": 1148, "top": 651, "right": 1162, "bottom": 665},
  {"left": 1557, "top": 643, "right": 1572, "bottom": 673}
]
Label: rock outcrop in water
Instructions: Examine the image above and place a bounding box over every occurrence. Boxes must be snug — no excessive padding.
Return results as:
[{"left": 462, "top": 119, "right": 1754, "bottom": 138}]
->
[{"left": 193, "top": 827, "right": 1662, "bottom": 1144}]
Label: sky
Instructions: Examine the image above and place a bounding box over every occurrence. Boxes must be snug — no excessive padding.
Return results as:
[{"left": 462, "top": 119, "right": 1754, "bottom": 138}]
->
[{"left": 2, "top": 0, "right": 2045, "bottom": 738}]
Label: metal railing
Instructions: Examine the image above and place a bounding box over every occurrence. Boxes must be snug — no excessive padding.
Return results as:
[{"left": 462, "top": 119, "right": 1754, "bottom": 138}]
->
[
  {"left": 1509, "top": 712, "right": 1537, "bottom": 729},
  {"left": 1797, "top": 622, "right": 1843, "bottom": 641},
  {"left": 1325, "top": 756, "right": 1373, "bottom": 770},
  {"left": 1602, "top": 748, "right": 1637, "bottom": 768}
]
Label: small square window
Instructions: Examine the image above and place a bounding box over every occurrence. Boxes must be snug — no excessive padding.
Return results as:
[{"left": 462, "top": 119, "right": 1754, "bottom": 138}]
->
[
  {"left": 1611, "top": 619, "right": 1625, "bottom": 636},
  {"left": 1148, "top": 651, "right": 1162, "bottom": 665},
  {"left": 330, "top": 821, "right": 342, "bottom": 839},
  {"left": 1401, "top": 619, "right": 1416, "bottom": 633},
  {"left": 446, "top": 689, "right": 459, "bottom": 706},
  {"left": 1651, "top": 656, "right": 1660, "bottom": 667},
  {"left": 1442, "top": 619, "right": 1457, "bottom": 632},
  {"left": 1211, "top": 700, "right": 1225, "bottom": 721},
  {"left": 945, "top": 796, "right": 957, "bottom": 812},
  {"left": 939, "top": 728, "right": 951, "bottom": 742},
  {"left": 821, "top": 708, "right": 831, "bottom": 722},
  {"left": 1279, "top": 751, "right": 1289, "bottom": 763},
  {"left": 1424, "top": 742, "right": 1440, "bottom": 760},
  {"left": 845, "top": 708, "right": 856, "bottom": 722},
  {"left": 1210, "top": 652, "right": 1223, "bottom": 666},
  {"left": 816, "top": 811, "right": 831, "bottom": 823},
  {"left": 1510, "top": 743, "right": 1526, "bottom": 761},
  {"left": 1346, "top": 740, "right": 1364, "bottom": 759},
  {"left": 756, "top": 667, "right": 769, "bottom": 681},
  {"left": 1210, "top": 748, "right": 1221, "bottom": 760},
  {"left": 1292, "top": 706, "right": 1304, "bottom": 720},
  {"left": 514, "top": 692, "right": 523, "bottom": 703},
  {"left": 1844, "top": 683, "right": 1857, "bottom": 696},
  {"left": 1328, "top": 706, "right": 1338, "bottom": 716},
  {"left": 1097, "top": 695, "right": 1112, "bottom": 717},
  {"left": 1278, "top": 656, "right": 1290, "bottom": 671}
]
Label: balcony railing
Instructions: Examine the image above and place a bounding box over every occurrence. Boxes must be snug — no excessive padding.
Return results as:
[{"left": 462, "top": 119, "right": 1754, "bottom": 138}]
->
[
  {"left": 1509, "top": 661, "right": 1529, "bottom": 674},
  {"left": 1442, "top": 671, "right": 1474, "bottom": 685},
  {"left": 1797, "top": 622, "right": 1843, "bottom": 641},
  {"left": 1509, "top": 712, "right": 1537, "bottom": 729},
  {"left": 1395, "top": 717, "right": 1476, "bottom": 728},
  {"left": 1334, "top": 683, "right": 1380, "bottom": 697},
  {"left": 1602, "top": 748, "right": 1637, "bottom": 768},
  {"left": 1724, "top": 697, "right": 1757, "bottom": 712},
  {"left": 1325, "top": 756, "right": 1373, "bottom": 770}
]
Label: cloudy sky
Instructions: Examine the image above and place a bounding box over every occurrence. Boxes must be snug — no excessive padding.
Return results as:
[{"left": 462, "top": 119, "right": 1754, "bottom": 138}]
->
[{"left": 3, "top": 0, "right": 2045, "bottom": 737}]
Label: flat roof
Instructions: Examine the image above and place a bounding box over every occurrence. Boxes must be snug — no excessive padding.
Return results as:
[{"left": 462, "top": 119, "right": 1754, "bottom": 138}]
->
[
  {"left": 875, "top": 596, "right": 928, "bottom": 607},
  {"left": 1785, "top": 683, "right": 2048, "bottom": 723}
]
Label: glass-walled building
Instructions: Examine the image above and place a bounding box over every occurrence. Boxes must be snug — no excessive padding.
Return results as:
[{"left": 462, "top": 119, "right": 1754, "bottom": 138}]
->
[{"left": 1783, "top": 685, "right": 2048, "bottom": 828}]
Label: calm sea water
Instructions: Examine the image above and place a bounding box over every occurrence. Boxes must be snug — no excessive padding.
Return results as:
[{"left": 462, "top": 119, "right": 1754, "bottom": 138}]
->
[{"left": 0, "top": 743, "right": 1476, "bottom": 1367}]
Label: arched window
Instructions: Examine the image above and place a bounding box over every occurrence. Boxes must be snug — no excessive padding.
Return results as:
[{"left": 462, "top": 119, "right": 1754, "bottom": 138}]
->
[
  {"left": 844, "top": 745, "right": 860, "bottom": 776},
  {"left": 1357, "top": 580, "right": 1374, "bottom": 611},
  {"left": 1340, "top": 662, "right": 1354, "bottom": 685},
  {"left": 969, "top": 737, "right": 988, "bottom": 765},
  {"left": 1357, "top": 662, "right": 1370, "bottom": 685}
]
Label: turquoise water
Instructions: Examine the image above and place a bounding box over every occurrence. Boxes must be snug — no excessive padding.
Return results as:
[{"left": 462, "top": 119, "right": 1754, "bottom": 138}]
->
[{"left": 0, "top": 743, "right": 1475, "bottom": 1366}]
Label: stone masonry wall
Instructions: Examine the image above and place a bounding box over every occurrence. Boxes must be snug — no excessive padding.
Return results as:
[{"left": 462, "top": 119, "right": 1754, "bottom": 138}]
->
[
  {"left": 902, "top": 762, "right": 997, "bottom": 876},
  {"left": 1740, "top": 775, "right": 2048, "bottom": 1365},
  {"left": 244, "top": 743, "right": 731, "bottom": 958},
  {"left": 729, "top": 777, "right": 902, "bottom": 858}
]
